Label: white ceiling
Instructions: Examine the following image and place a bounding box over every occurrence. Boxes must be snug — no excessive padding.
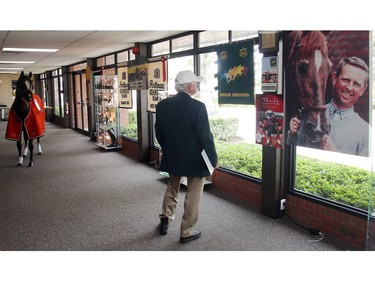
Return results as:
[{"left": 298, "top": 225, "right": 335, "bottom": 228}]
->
[{"left": 0, "top": 30, "right": 185, "bottom": 74}]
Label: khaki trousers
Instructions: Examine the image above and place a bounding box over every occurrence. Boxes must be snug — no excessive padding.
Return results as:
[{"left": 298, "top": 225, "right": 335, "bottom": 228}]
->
[{"left": 160, "top": 175, "right": 205, "bottom": 238}]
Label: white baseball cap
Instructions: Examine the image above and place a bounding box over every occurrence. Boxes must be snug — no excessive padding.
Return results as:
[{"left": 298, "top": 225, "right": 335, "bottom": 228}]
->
[{"left": 175, "top": 70, "right": 203, "bottom": 84}]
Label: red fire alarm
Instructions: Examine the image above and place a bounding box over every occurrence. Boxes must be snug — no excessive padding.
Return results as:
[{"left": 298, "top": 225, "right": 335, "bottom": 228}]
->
[{"left": 132, "top": 44, "right": 139, "bottom": 55}]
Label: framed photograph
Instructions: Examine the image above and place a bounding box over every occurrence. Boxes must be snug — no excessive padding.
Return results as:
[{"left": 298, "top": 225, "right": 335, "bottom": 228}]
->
[{"left": 258, "top": 31, "right": 279, "bottom": 53}]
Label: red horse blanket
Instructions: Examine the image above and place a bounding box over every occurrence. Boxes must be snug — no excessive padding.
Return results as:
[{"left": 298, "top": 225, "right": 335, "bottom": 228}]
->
[{"left": 5, "top": 94, "right": 46, "bottom": 141}]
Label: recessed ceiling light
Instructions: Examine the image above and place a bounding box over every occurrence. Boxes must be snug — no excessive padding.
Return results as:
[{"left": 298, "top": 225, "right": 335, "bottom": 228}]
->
[
  {"left": 3, "top": 47, "right": 58, "bottom": 53},
  {"left": 0, "top": 61, "right": 35, "bottom": 64}
]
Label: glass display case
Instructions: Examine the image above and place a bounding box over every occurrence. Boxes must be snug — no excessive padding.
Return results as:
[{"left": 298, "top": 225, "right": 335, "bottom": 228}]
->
[{"left": 94, "top": 75, "right": 121, "bottom": 150}]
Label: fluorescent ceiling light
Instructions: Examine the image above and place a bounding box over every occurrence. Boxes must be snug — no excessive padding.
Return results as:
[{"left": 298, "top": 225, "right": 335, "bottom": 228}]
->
[
  {"left": 3, "top": 47, "right": 58, "bottom": 52},
  {"left": 0, "top": 70, "right": 19, "bottom": 73},
  {"left": 0, "top": 67, "right": 24, "bottom": 70},
  {"left": 0, "top": 61, "right": 35, "bottom": 64}
]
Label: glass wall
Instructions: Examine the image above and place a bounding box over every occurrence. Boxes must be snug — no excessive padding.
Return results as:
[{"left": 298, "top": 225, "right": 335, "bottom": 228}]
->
[
  {"left": 52, "top": 69, "right": 63, "bottom": 116},
  {"left": 116, "top": 49, "right": 138, "bottom": 141},
  {"left": 119, "top": 90, "right": 138, "bottom": 140},
  {"left": 366, "top": 31, "right": 374, "bottom": 249},
  {"left": 38, "top": 73, "right": 48, "bottom": 106},
  {"left": 68, "top": 62, "right": 87, "bottom": 131},
  {"left": 293, "top": 31, "right": 374, "bottom": 212},
  {"left": 198, "top": 50, "right": 262, "bottom": 178},
  {"left": 150, "top": 31, "right": 262, "bottom": 179}
]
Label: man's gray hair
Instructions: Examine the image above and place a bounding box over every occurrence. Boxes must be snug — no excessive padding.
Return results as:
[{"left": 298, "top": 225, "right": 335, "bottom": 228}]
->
[
  {"left": 175, "top": 82, "right": 190, "bottom": 92},
  {"left": 336, "top": 56, "right": 369, "bottom": 85}
]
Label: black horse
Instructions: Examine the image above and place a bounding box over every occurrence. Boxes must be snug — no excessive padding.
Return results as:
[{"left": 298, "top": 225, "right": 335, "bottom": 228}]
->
[{"left": 5, "top": 71, "right": 45, "bottom": 167}]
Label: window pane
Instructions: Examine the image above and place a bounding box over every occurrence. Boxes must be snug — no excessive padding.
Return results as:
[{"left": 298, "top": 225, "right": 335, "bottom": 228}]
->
[
  {"left": 293, "top": 31, "right": 374, "bottom": 211},
  {"left": 105, "top": 54, "right": 115, "bottom": 65},
  {"left": 60, "top": 92, "right": 64, "bottom": 117},
  {"left": 129, "top": 51, "right": 136, "bottom": 61},
  {"left": 102, "top": 68, "right": 115, "bottom": 75},
  {"left": 41, "top": 78, "right": 48, "bottom": 106},
  {"left": 70, "top": 62, "right": 87, "bottom": 72},
  {"left": 254, "top": 45, "right": 263, "bottom": 94},
  {"left": 59, "top": 75, "right": 63, "bottom": 91},
  {"left": 232, "top": 30, "right": 258, "bottom": 42},
  {"left": 199, "top": 50, "right": 262, "bottom": 179},
  {"left": 68, "top": 74, "right": 75, "bottom": 128},
  {"left": 117, "top": 51, "right": 128, "bottom": 63},
  {"left": 295, "top": 146, "right": 373, "bottom": 211},
  {"left": 166, "top": 56, "right": 194, "bottom": 95},
  {"left": 172, "top": 34, "right": 193, "bottom": 53},
  {"left": 199, "top": 31, "right": 228, "bottom": 48},
  {"left": 151, "top": 41, "right": 170, "bottom": 56},
  {"left": 53, "top": 77, "right": 60, "bottom": 115},
  {"left": 119, "top": 90, "right": 138, "bottom": 140},
  {"left": 96, "top": 57, "right": 105, "bottom": 67}
]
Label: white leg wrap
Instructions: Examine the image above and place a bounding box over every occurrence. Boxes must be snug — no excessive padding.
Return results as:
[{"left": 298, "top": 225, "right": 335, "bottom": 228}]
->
[
  {"left": 23, "top": 147, "right": 28, "bottom": 157},
  {"left": 37, "top": 143, "right": 43, "bottom": 155}
]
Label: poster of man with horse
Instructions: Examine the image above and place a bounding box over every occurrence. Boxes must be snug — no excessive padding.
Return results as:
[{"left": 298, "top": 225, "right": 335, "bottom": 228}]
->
[{"left": 284, "top": 31, "right": 370, "bottom": 157}]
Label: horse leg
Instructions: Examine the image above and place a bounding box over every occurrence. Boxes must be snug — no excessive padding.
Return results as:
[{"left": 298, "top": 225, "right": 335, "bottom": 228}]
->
[
  {"left": 37, "top": 137, "right": 43, "bottom": 155},
  {"left": 17, "top": 140, "right": 23, "bottom": 166},
  {"left": 23, "top": 133, "right": 28, "bottom": 156},
  {"left": 27, "top": 138, "right": 34, "bottom": 167}
]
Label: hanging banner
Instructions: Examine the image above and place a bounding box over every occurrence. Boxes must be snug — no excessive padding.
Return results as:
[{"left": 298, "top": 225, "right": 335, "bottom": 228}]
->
[
  {"left": 147, "top": 59, "right": 168, "bottom": 113},
  {"left": 128, "top": 63, "right": 148, "bottom": 90},
  {"left": 217, "top": 40, "right": 254, "bottom": 105},
  {"left": 284, "top": 31, "right": 370, "bottom": 156},
  {"left": 255, "top": 94, "right": 284, "bottom": 148},
  {"left": 118, "top": 67, "right": 133, "bottom": 109}
]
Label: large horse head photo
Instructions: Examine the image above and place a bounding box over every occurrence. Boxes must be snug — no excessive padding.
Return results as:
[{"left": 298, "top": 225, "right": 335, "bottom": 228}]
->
[{"left": 285, "top": 31, "right": 332, "bottom": 145}]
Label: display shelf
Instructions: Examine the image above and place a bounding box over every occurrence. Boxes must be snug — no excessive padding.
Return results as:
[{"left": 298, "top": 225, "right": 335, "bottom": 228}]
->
[{"left": 94, "top": 75, "right": 121, "bottom": 150}]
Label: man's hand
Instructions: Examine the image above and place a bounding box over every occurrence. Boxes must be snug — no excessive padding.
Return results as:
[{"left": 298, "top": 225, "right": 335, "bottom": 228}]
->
[
  {"left": 321, "top": 135, "right": 337, "bottom": 152},
  {"left": 289, "top": 117, "right": 301, "bottom": 135}
]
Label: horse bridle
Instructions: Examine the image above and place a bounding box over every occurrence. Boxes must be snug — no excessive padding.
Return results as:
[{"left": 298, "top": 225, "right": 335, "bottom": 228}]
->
[
  {"left": 21, "top": 88, "right": 32, "bottom": 102},
  {"left": 19, "top": 79, "right": 33, "bottom": 103}
]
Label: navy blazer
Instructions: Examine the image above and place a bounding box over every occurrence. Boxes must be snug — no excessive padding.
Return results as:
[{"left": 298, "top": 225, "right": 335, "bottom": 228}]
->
[{"left": 155, "top": 92, "right": 218, "bottom": 177}]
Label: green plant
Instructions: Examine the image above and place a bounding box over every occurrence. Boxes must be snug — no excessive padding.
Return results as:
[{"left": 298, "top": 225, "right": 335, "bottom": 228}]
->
[
  {"left": 214, "top": 140, "right": 374, "bottom": 211},
  {"left": 121, "top": 111, "right": 138, "bottom": 140},
  {"left": 209, "top": 117, "right": 239, "bottom": 141},
  {"left": 295, "top": 156, "right": 374, "bottom": 210},
  {"left": 121, "top": 123, "right": 138, "bottom": 139},
  {"left": 215, "top": 141, "right": 262, "bottom": 178}
]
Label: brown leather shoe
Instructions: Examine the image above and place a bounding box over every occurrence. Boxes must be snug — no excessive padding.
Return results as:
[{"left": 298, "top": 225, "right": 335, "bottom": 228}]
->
[{"left": 180, "top": 230, "right": 201, "bottom": 244}]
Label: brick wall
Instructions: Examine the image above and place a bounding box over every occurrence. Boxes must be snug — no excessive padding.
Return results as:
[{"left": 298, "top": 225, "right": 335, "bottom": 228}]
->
[
  {"left": 120, "top": 138, "right": 138, "bottom": 161},
  {"left": 211, "top": 169, "right": 262, "bottom": 209},
  {"left": 209, "top": 169, "right": 368, "bottom": 250},
  {"left": 286, "top": 195, "right": 367, "bottom": 250}
]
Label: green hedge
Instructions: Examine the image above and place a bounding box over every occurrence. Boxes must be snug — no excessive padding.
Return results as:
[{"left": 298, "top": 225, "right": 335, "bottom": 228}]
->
[
  {"left": 210, "top": 117, "right": 239, "bottom": 141},
  {"left": 121, "top": 123, "right": 137, "bottom": 139},
  {"left": 215, "top": 141, "right": 263, "bottom": 179},
  {"left": 296, "top": 156, "right": 374, "bottom": 210},
  {"left": 121, "top": 112, "right": 138, "bottom": 139},
  {"left": 215, "top": 141, "right": 374, "bottom": 211}
]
